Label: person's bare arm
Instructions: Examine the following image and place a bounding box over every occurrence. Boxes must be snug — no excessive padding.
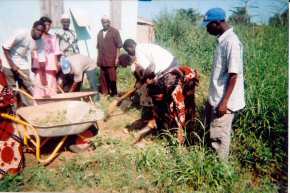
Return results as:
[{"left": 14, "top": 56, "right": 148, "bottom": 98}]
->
[
  {"left": 115, "top": 48, "right": 120, "bottom": 67},
  {"left": 217, "top": 73, "right": 237, "bottom": 116},
  {"left": 2, "top": 47, "right": 18, "bottom": 71}
]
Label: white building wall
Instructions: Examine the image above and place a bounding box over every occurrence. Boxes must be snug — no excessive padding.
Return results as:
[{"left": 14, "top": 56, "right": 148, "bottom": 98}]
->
[
  {"left": 120, "top": 0, "right": 138, "bottom": 42},
  {"left": 0, "top": 0, "right": 138, "bottom": 59},
  {"left": 0, "top": 0, "right": 41, "bottom": 53}
]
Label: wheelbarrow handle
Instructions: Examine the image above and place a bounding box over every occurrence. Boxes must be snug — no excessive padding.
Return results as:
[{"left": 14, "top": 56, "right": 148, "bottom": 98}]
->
[
  {"left": 13, "top": 87, "right": 34, "bottom": 100},
  {"left": 0, "top": 113, "right": 68, "bottom": 165},
  {"left": 1, "top": 113, "right": 31, "bottom": 127}
]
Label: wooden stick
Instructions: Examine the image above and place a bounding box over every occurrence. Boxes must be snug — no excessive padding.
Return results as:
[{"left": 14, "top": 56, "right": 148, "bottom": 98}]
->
[
  {"left": 104, "top": 88, "right": 137, "bottom": 121},
  {"left": 57, "top": 85, "right": 65, "bottom": 93},
  {"left": 12, "top": 88, "right": 34, "bottom": 100},
  {"left": 16, "top": 69, "right": 29, "bottom": 79}
]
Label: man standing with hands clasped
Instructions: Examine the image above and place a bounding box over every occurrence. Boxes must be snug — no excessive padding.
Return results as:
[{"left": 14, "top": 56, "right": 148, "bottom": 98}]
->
[
  {"left": 203, "top": 8, "right": 245, "bottom": 161},
  {"left": 97, "top": 15, "right": 122, "bottom": 97}
]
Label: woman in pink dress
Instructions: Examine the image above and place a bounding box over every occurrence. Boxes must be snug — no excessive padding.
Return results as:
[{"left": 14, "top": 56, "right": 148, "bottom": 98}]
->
[{"left": 32, "top": 17, "right": 61, "bottom": 97}]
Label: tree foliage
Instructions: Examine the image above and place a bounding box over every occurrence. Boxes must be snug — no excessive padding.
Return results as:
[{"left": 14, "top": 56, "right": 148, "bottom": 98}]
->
[
  {"left": 229, "top": 6, "right": 251, "bottom": 24},
  {"left": 176, "top": 8, "right": 202, "bottom": 25},
  {"left": 269, "top": 7, "right": 288, "bottom": 26},
  {"left": 228, "top": 0, "right": 253, "bottom": 25}
]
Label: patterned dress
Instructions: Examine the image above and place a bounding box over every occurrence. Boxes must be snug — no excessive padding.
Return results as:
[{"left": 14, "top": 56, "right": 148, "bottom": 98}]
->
[
  {"left": 0, "top": 71, "right": 23, "bottom": 179},
  {"left": 148, "top": 66, "right": 199, "bottom": 143},
  {"left": 55, "top": 29, "right": 79, "bottom": 57}
]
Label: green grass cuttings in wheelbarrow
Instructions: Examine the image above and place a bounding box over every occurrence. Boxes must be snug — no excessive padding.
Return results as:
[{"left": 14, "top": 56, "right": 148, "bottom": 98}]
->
[{"left": 15, "top": 101, "right": 104, "bottom": 137}]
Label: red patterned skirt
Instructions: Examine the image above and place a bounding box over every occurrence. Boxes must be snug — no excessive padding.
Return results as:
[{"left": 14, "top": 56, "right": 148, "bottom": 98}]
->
[
  {"left": 0, "top": 70, "right": 23, "bottom": 179},
  {"left": 147, "top": 66, "right": 199, "bottom": 143}
]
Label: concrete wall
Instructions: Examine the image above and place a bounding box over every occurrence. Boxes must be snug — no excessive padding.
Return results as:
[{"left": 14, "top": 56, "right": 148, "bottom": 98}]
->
[
  {"left": 41, "top": 0, "right": 64, "bottom": 28},
  {"left": 137, "top": 24, "right": 155, "bottom": 44},
  {"left": 120, "top": 0, "right": 138, "bottom": 42},
  {"left": 111, "top": 0, "right": 122, "bottom": 30}
]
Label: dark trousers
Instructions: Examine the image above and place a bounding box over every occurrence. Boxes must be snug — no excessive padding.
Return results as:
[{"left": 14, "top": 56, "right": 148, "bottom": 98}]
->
[{"left": 99, "top": 67, "right": 117, "bottom": 96}]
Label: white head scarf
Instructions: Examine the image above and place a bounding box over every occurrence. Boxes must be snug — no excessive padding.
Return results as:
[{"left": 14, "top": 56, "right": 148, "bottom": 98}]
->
[{"left": 61, "top": 13, "right": 70, "bottom": 20}]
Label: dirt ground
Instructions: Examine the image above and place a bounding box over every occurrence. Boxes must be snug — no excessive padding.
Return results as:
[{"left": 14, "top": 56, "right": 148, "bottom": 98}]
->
[{"left": 24, "top": 96, "right": 150, "bottom": 169}]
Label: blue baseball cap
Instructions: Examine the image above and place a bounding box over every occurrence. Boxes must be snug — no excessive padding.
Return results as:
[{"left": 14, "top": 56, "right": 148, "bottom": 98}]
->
[
  {"left": 203, "top": 8, "right": 226, "bottom": 27},
  {"left": 60, "top": 56, "right": 71, "bottom": 74}
]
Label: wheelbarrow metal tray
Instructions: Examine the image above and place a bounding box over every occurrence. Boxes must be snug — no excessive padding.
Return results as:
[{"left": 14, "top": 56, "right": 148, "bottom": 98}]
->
[{"left": 16, "top": 101, "right": 104, "bottom": 137}]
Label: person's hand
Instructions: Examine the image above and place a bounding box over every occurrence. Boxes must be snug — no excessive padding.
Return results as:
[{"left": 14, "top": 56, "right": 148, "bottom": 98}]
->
[{"left": 217, "top": 100, "right": 227, "bottom": 117}]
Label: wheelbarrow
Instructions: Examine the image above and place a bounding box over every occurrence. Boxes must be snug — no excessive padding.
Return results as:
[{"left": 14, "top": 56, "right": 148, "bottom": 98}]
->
[
  {"left": 13, "top": 70, "right": 98, "bottom": 105},
  {"left": 13, "top": 87, "right": 98, "bottom": 105},
  {"left": 0, "top": 100, "right": 104, "bottom": 165}
]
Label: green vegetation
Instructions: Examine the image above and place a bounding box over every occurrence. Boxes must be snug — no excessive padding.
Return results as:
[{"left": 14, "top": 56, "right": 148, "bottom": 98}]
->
[
  {"left": 0, "top": 137, "right": 279, "bottom": 192},
  {"left": 0, "top": 10, "right": 287, "bottom": 193},
  {"left": 154, "top": 11, "right": 288, "bottom": 192}
]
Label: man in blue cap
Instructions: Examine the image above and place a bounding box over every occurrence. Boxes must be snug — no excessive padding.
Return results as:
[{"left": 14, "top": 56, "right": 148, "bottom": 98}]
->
[
  {"left": 60, "top": 54, "right": 100, "bottom": 101},
  {"left": 203, "top": 8, "right": 245, "bottom": 161}
]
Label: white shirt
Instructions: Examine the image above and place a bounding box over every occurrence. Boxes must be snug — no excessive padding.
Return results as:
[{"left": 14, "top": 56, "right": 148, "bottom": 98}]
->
[
  {"left": 208, "top": 28, "right": 245, "bottom": 112},
  {"left": 133, "top": 43, "right": 174, "bottom": 75},
  {"left": 103, "top": 30, "right": 107, "bottom": 38},
  {"left": 67, "top": 54, "right": 97, "bottom": 82},
  {"left": 2, "top": 30, "right": 34, "bottom": 70}
]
